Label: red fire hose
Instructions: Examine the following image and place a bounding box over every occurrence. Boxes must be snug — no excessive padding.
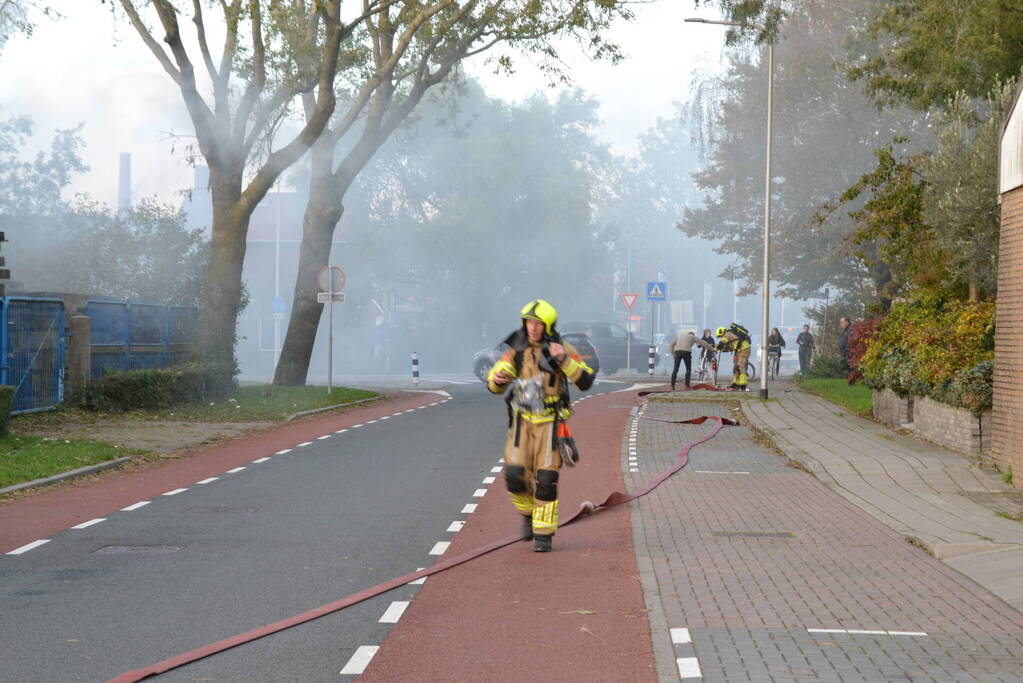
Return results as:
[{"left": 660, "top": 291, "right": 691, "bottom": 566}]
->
[{"left": 109, "top": 412, "right": 736, "bottom": 682}]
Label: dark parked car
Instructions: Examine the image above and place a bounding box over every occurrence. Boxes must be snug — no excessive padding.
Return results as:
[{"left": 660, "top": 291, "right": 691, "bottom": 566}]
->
[
  {"left": 472, "top": 332, "right": 600, "bottom": 381},
  {"left": 560, "top": 322, "right": 659, "bottom": 374}
]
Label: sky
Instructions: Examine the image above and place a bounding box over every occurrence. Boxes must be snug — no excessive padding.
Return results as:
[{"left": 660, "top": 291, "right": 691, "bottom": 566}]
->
[{"left": 0, "top": 1, "right": 725, "bottom": 208}]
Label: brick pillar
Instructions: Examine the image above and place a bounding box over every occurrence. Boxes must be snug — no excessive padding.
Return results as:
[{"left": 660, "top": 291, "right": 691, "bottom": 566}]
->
[
  {"left": 994, "top": 188, "right": 1023, "bottom": 485},
  {"left": 65, "top": 314, "right": 91, "bottom": 405}
]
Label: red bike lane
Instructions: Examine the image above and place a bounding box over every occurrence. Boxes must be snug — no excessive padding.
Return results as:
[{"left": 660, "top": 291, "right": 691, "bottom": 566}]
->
[
  {"left": 0, "top": 392, "right": 440, "bottom": 554},
  {"left": 360, "top": 387, "right": 656, "bottom": 682}
]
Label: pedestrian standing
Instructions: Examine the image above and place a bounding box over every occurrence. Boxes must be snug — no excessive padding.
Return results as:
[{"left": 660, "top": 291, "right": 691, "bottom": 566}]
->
[
  {"left": 669, "top": 329, "right": 713, "bottom": 390},
  {"left": 796, "top": 324, "right": 815, "bottom": 374},
  {"left": 487, "top": 300, "right": 595, "bottom": 552},
  {"left": 838, "top": 317, "right": 852, "bottom": 374}
]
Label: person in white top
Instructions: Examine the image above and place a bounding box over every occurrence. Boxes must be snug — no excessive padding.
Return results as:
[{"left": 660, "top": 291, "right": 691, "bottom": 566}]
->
[{"left": 668, "top": 329, "right": 714, "bottom": 390}]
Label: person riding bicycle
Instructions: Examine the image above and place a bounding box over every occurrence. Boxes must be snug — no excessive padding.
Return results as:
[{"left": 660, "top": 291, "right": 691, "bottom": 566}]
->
[
  {"left": 716, "top": 323, "right": 752, "bottom": 391},
  {"left": 766, "top": 327, "right": 786, "bottom": 377}
]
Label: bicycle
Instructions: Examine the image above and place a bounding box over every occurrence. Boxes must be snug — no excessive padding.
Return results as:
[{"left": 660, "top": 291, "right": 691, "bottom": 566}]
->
[
  {"left": 767, "top": 348, "right": 782, "bottom": 380},
  {"left": 696, "top": 349, "right": 716, "bottom": 383}
]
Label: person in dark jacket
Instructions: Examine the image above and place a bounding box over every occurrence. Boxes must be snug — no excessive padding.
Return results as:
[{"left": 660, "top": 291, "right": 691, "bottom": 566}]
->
[
  {"left": 838, "top": 317, "right": 852, "bottom": 374},
  {"left": 796, "top": 324, "right": 815, "bottom": 374}
]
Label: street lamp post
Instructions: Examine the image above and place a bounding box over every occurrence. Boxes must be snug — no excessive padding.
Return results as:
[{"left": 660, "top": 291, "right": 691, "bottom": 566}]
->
[{"left": 685, "top": 16, "right": 775, "bottom": 399}]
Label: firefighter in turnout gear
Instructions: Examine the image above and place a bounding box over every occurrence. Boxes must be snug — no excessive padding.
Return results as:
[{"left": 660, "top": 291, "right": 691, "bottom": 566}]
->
[
  {"left": 487, "top": 300, "right": 596, "bottom": 552},
  {"left": 716, "top": 323, "right": 752, "bottom": 391}
]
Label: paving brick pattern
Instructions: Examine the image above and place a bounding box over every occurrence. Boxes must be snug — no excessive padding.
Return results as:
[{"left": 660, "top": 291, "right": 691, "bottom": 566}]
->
[{"left": 627, "top": 399, "right": 1023, "bottom": 682}]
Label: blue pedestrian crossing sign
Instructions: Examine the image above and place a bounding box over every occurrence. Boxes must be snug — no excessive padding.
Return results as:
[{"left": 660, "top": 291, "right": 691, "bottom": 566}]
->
[
  {"left": 272, "top": 297, "right": 287, "bottom": 314},
  {"left": 646, "top": 281, "right": 667, "bottom": 301}
]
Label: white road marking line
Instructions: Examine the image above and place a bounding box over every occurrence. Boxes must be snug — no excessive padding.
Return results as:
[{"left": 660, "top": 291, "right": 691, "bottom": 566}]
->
[
  {"left": 694, "top": 470, "right": 750, "bottom": 475},
  {"left": 807, "top": 628, "right": 925, "bottom": 636},
  {"left": 409, "top": 568, "right": 427, "bottom": 585},
  {"left": 472, "top": 489, "right": 487, "bottom": 497},
  {"left": 670, "top": 627, "right": 692, "bottom": 644},
  {"left": 429, "top": 541, "right": 450, "bottom": 555},
  {"left": 72, "top": 518, "right": 106, "bottom": 529},
  {"left": 297, "top": 441, "right": 312, "bottom": 447},
  {"left": 498, "top": 458, "right": 505, "bottom": 463},
  {"left": 226, "top": 466, "right": 246, "bottom": 474},
  {"left": 197, "top": 477, "right": 219, "bottom": 484},
  {"left": 335, "top": 429, "right": 349, "bottom": 434},
  {"left": 482, "top": 477, "right": 496, "bottom": 484},
  {"left": 461, "top": 503, "right": 477, "bottom": 514},
  {"left": 807, "top": 629, "right": 846, "bottom": 634},
  {"left": 676, "top": 656, "right": 702, "bottom": 679},
  {"left": 252, "top": 457, "right": 270, "bottom": 464},
  {"left": 7, "top": 539, "right": 49, "bottom": 555},
  {"left": 846, "top": 629, "right": 888, "bottom": 635},
  {"left": 351, "top": 423, "right": 364, "bottom": 428},
  {"left": 379, "top": 416, "right": 390, "bottom": 420},
  {"left": 317, "top": 435, "right": 331, "bottom": 440},
  {"left": 122, "top": 501, "right": 150, "bottom": 511},
  {"left": 490, "top": 466, "right": 503, "bottom": 473},
  {"left": 404, "top": 409, "right": 416, "bottom": 413},
  {"left": 366, "top": 420, "right": 378, "bottom": 424},
  {"left": 379, "top": 601, "right": 410, "bottom": 623},
  {"left": 339, "top": 645, "right": 378, "bottom": 675},
  {"left": 163, "top": 488, "right": 188, "bottom": 496},
  {"left": 447, "top": 521, "right": 465, "bottom": 532},
  {"left": 275, "top": 449, "right": 292, "bottom": 455},
  {"left": 888, "top": 631, "right": 929, "bottom": 636},
  {"left": 629, "top": 468, "right": 639, "bottom": 473}
]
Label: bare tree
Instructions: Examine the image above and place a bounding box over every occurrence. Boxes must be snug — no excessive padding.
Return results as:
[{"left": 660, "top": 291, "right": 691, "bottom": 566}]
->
[
  {"left": 114, "top": 0, "right": 392, "bottom": 388},
  {"left": 274, "top": 0, "right": 629, "bottom": 385}
]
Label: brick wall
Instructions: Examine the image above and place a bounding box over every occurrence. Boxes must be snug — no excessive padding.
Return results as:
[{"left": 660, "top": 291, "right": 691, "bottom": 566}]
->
[
  {"left": 872, "top": 388, "right": 912, "bottom": 427},
  {"left": 912, "top": 396, "right": 991, "bottom": 456},
  {"left": 994, "top": 189, "right": 1023, "bottom": 483}
]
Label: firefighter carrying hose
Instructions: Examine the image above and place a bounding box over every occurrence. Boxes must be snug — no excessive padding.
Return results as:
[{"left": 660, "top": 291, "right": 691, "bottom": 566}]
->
[
  {"left": 716, "top": 323, "right": 752, "bottom": 391},
  {"left": 487, "top": 300, "right": 595, "bottom": 552}
]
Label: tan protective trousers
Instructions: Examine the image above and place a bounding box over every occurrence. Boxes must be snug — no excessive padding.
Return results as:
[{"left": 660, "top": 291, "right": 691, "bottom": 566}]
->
[
  {"left": 503, "top": 417, "right": 563, "bottom": 536},
  {"left": 733, "top": 347, "right": 751, "bottom": 387}
]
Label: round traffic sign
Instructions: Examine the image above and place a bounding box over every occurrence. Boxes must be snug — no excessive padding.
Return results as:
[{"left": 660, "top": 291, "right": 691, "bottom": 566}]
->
[{"left": 317, "top": 265, "right": 346, "bottom": 293}]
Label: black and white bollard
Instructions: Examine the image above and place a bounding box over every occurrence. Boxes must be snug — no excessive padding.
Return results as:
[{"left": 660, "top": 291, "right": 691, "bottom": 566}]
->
[
  {"left": 411, "top": 351, "right": 420, "bottom": 386},
  {"left": 648, "top": 346, "right": 655, "bottom": 377}
]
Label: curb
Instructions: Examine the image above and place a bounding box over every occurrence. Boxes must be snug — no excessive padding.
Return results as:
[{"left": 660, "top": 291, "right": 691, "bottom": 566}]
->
[
  {"left": 284, "top": 396, "right": 380, "bottom": 421},
  {"left": 0, "top": 456, "right": 133, "bottom": 497}
]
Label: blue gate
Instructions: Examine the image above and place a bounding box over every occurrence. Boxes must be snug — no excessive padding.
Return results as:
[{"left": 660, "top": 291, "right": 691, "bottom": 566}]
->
[
  {"left": 85, "top": 300, "right": 198, "bottom": 377},
  {"left": 0, "top": 297, "right": 65, "bottom": 413}
]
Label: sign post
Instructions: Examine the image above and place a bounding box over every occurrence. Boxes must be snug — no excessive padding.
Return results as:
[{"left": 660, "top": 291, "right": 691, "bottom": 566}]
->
[
  {"left": 317, "top": 265, "right": 346, "bottom": 394},
  {"left": 646, "top": 282, "right": 666, "bottom": 373},
  {"left": 621, "top": 293, "right": 638, "bottom": 373}
]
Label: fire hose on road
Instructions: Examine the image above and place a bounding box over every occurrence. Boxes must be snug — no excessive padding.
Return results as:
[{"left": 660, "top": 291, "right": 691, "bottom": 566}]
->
[{"left": 110, "top": 401, "right": 737, "bottom": 683}]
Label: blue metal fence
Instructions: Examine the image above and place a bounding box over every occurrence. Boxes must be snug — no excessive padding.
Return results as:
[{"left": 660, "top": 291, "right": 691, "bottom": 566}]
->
[
  {"left": 1, "top": 297, "right": 65, "bottom": 413},
  {"left": 85, "top": 300, "right": 199, "bottom": 377}
]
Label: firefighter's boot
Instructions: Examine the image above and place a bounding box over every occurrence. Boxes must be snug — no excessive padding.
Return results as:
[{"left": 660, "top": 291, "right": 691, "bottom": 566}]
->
[
  {"left": 521, "top": 514, "right": 534, "bottom": 540},
  {"left": 533, "top": 533, "right": 553, "bottom": 552}
]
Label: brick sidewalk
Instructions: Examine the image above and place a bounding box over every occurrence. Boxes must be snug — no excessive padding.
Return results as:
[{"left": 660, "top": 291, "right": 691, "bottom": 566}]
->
[{"left": 628, "top": 398, "right": 1023, "bottom": 682}]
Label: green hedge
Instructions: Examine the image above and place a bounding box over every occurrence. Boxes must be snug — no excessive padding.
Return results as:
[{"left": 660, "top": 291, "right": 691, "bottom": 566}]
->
[
  {"left": 0, "top": 385, "right": 13, "bottom": 436},
  {"left": 802, "top": 356, "right": 847, "bottom": 379},
  {"left": 84, "top": 362, "right": 238, "bottom": 412}
]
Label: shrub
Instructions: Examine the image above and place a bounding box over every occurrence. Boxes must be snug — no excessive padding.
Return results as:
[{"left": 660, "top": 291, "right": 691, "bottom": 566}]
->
[
  {"left": 0, "top": 385, "right": 13, "bottom": 436},
  {"left": 84, "top": 362, "right": 237, "bottom": 412},
  {"left": 803, "top": 356, "right": 847, "bottom": 379},
  {"left": 860, "top": 299, "right": 995, "bottom": 408}
]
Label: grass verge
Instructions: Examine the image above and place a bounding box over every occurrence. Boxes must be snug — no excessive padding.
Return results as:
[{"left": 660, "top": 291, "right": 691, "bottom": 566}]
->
[
  {"left": 0, "top": 435, "right": 148, "bottom": 489},
  {"left": 795, "top": 378, "right": 872, "bottom": 416}
]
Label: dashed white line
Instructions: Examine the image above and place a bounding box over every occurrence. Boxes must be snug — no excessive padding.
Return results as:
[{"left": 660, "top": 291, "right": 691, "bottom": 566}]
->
[
  {"left": 252, "top": 457, "right": 270, "bottom": 464},
  {"left": 379, "top": 601, "right": 410, "bottom": 623},
  {"left": 317, "top": 435, "right": 332, "bottom": 440},
  {"left": 461, "top": 503, "right": 477, "bottom": 514},
  {"left": 472, "top": 489, "right": 487, "bottom": 498},
  {"left": 630, "top": 468, "right": 639, "bottom": 473},
  {"left": 408, "top": 567, "right": 427, "bottom": 585},
  {"left": 275, "top": 448, "right": 293, "bottom": 455},
  {"left": 197, "top": 477, "right": 219, "bottom": 484},
  {"left": 351, "top": 423, "right": 364, "bottom": 428},
  {"left": 490, "top": 466, "right": 503, "bottom": 473},
  {"left": 335, "top": 429, "right": 349, "bottom": 434},
  {"left": 482, "top": 477, "right": 496, "bottom": 484},
  {"left": 447, "top": 521, "right": 465, "bottom": 532},
  {"left": 366, "top": 420, "right": 378, "bottom": 424},
  {"left": 888, "top": 631, "right": 929, "bottom": 636},
  {"left": 226, "top": 466, "right": 246, "bottom": 474},
  {"left": 670, "top": 627, "right": 692, "bottom": 644},
  {"left": 71, "top": 518, "right": 106, "bottom": 529},
  {"left": 429, "top": 541, "right": 450, "bottom": 555},
  {"left": 677, "top": 656, "right": 702, "bottom": 679},
  {"left": 403, "top": 409, "right": 416, "bottom": 413},
  {"left": 379, "top": 415, "right": 390, "bottom": 420},
  {"left": 122, "top": 501, "right": 150, "bottom": 511},
  {"left": 807, "top": 628, "right": 927, "bottom": 636},
  {"left": 163, "top": 488, "right": 188, "bottom": 496},
  {"left": 339, "top": 645, "right": 378, "bottom": 675},
  {"left": 6, "top": 539, "right": 49, "bottom": 555},
  {"left": 297, "top": 441, "right": 312, "bottom": 447}
]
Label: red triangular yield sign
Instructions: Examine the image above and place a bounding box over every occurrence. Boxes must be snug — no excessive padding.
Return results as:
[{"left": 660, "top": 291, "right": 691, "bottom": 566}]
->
[{"left": 621, "top": 293, "right": 638, "bottom": 309}]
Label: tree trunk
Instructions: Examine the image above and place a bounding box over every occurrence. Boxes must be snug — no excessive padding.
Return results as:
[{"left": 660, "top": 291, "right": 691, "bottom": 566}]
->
[
  {"left": 273, "top": 142, "right": 349, "bottom": 386},
  {"left": 968, "top": 282, "right": 980, "bottom": 302},
  {"left": 196, "top": 170, "right": 249, "bottom": 393}
]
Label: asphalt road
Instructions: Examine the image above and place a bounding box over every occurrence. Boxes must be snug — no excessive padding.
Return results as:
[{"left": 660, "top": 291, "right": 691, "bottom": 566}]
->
[{"left": 1, "top": 380, "right": 548, "bottom": 682}]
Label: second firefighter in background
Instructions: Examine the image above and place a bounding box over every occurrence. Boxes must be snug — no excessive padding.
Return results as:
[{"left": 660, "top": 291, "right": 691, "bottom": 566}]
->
[
  {"left": 716, "top": 323, "right": 752, "bottom": 391},
  {"left": 487, "top": 300, "right": 595, "bottom": 553}
]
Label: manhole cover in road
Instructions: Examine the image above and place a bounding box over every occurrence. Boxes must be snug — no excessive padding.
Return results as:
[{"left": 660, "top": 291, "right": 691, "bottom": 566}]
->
[
  {"left": 183, "top": 505, "right": 258, "bottom": 514},
  {"left": 711, "top": 531, "right": 795, "bottom": 539},
  {"left": 93, "top": 545, "right": 182, "bottom": 555}
]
